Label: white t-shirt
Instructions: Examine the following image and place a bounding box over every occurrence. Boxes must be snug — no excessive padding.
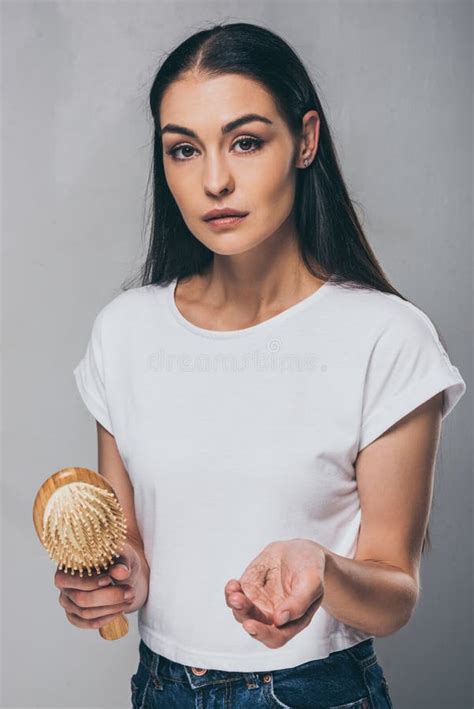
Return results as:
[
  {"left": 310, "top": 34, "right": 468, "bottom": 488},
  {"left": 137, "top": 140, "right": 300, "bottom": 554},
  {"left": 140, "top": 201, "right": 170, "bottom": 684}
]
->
[{"left": 73, "top": 276, "right": 466, "bottom": 672}]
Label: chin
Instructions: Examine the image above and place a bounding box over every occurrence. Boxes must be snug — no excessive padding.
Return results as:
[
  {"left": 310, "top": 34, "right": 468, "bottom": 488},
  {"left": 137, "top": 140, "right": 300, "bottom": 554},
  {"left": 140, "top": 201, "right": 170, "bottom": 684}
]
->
[
  {"left": 206, "top": 244, "right": 254, "bottom": 256},
  {"left": 198, "top": 232, "right": 260, "bottom": 256}
]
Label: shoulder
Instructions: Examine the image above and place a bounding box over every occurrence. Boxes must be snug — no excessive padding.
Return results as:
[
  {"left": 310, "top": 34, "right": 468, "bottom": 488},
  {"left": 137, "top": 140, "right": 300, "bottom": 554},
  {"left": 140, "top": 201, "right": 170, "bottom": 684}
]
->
[
  {"left": 87, "top": 284, "right": 167, "bottom": 350},
  {"left": 94, "top": 284, "right": 162, "bottom": 327},
  {"left": 329, "top": 280, "right": 444, "bottom": 349}
]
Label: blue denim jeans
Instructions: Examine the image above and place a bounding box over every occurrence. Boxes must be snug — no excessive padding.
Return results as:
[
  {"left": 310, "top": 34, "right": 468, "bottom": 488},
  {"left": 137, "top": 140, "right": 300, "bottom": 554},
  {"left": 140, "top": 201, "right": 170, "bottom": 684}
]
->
[{"left": 130, "top": 637, "right": 394, "bottom": 708}]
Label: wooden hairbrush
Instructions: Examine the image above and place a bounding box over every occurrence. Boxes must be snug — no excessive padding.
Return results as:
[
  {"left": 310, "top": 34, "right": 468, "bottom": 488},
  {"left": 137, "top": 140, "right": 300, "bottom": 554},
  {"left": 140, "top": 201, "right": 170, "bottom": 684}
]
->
[{"left": 33, "top": 466, "right": 129, "bottom": 640}]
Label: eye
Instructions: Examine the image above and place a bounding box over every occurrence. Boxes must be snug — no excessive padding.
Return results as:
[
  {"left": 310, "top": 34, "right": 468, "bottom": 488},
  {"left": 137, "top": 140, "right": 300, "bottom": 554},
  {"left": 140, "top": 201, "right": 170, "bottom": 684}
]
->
[
  {"left": 166, "top": 135, "right": 264, "bottom": 162},
  {"left": 233, "top": 136, "right": 264, "bottom": 154}
]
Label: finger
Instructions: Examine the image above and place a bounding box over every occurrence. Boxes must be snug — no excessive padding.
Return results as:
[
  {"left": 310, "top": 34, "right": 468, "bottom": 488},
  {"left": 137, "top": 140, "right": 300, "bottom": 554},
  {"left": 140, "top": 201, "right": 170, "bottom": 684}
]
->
[
  {"left": 274, "top": 573, "right": 324, "bottom": 626},
  {"left": 60, "top": 591, "right": 131, "bottom": 620},
  {"left": 274, "top": 588, "right": 324, "bottom": 627},
  {"left": 226, "top": 591, "right": 251, "bottom": 623},
  {"left": 224, "top": 581, "right": 271, "bottom": 624},
  {"left": 243, "top": 610, "right": 312, "bottom": 649},
  {"left": 225, "top": 590, "right": 270, "bottom": 623},
  {"left": 224, "top": 580, "right": 248, "bottom": 611},
  {"left": 59, "top": 588, "right": 132, "bottom": 614},
  {"left": 65, "top": 608, "right": 125, "bottom": 630},
  {"left": 108, "top": 562, "right": 131, "bottom": 581},
  {"left": 243, "top": 597, "right": 321, "bottom": 648},
  {"left": 108, "top": 543, "right": 139, "bottom": 582},
  {"left": 61, "top": 584, "right": 133, "bottom": 608},
  {"left": 55, "top": 568, "right": 111, "bottom": 591},
  {"left": 225, "top": 590, "right": 247, "bottom": 611},
  {"left": 225, "top": 579, "right": 242, "bottom": 594}
]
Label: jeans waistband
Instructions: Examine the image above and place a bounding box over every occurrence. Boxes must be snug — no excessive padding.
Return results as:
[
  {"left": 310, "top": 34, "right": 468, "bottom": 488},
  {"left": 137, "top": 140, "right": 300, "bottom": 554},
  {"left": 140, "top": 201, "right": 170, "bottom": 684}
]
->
[
  {"left": 138, "top": 639, "right": 261, "bottom": 690},
  {"left": 137, "top": 637, "right": 376, "bottom": 689}
]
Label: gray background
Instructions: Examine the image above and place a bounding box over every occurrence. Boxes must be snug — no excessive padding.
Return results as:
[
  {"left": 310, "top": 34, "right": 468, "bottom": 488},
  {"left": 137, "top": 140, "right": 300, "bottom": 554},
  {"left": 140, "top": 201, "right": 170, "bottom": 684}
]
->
[{"left": 1, "top": 1, "right": 472, "bottom": 707}]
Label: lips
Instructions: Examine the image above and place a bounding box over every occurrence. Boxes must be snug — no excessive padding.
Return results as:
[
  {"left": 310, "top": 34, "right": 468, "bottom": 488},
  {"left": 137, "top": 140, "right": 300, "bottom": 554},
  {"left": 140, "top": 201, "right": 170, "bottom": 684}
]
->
[
  {"left": 203, "top": 209, "right": 249, "bottom": 221},
  {"left": 208, "top": 215, "right": 240, "bottom": 220}
]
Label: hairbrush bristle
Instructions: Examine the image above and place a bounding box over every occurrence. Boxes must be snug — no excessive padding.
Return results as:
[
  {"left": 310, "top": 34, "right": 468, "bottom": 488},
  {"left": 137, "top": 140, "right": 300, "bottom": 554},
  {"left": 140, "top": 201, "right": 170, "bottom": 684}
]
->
[{"left": 41, "top": 482, "right": 127, "bottom": 577}]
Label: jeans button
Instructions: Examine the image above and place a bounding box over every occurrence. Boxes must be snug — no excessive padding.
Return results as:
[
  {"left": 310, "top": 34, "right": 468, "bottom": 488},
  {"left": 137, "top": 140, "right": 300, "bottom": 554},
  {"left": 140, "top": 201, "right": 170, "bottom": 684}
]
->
[{"left": 191, "top": 667, "right": 208, "bottom": 676}]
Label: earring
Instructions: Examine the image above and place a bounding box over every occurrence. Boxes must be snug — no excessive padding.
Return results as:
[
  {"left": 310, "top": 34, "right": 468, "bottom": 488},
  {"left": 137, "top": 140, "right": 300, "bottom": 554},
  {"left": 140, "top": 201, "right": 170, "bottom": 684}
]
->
[{"left": 303, "top": 158, "right": 310, "bottom": 168}]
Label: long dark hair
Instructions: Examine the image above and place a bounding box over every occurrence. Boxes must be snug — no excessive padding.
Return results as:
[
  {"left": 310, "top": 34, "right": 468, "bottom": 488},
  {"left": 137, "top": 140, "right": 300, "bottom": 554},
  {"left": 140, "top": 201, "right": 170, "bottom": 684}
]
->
[{"left": 122, "top": 21, "right": 448, "bottom": 554}]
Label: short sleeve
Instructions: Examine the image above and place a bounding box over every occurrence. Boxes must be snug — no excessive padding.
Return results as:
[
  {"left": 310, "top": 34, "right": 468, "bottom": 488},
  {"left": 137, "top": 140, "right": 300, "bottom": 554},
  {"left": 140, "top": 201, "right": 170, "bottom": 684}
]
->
[
  {"left": 358, "top": 302, "right": 466, "bottom": 451},
  {"left": 73, "top": 307, "right": 114, "bottom": 435}
]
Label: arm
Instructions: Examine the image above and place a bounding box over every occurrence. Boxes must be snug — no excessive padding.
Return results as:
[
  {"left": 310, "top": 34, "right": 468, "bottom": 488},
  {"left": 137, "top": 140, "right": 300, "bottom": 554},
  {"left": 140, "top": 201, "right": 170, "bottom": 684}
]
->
[
  {"left": 96, "top": 421, "right": 150, "bottom": 607},
  {"left": 320, "top": 391, "right": 443, "bottom": 637}
]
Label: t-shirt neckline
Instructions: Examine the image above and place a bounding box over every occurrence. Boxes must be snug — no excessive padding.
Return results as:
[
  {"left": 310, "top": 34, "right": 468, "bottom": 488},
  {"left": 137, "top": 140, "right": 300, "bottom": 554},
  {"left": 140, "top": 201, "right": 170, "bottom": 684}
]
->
[{"left": 166, "top": 275, "right": 336, "bottom": 339}]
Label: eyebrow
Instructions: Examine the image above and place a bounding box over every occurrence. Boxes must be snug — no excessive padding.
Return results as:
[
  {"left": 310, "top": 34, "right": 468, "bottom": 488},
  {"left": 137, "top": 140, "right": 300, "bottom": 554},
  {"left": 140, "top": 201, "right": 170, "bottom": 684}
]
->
[{"left": 158, "top": 113, "right": 274, "bottom": 139}]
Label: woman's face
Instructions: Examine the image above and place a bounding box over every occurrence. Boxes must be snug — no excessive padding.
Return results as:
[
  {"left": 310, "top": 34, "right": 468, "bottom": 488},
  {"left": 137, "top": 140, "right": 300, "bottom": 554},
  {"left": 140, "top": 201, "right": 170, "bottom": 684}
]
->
[{"left": 159, "top": 73, "right": 304, "bottom": 256}]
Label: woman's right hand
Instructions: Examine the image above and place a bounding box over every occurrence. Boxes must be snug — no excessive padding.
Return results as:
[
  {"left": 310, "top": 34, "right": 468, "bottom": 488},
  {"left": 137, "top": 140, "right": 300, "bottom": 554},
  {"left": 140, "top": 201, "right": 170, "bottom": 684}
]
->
[{"left": 54, "top": 540, "right": 149, "bottom": 630}]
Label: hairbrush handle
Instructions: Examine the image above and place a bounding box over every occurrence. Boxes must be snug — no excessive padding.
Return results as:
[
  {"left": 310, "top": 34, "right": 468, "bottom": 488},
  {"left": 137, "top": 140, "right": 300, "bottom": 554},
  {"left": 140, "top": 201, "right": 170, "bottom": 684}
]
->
[
  {"left": 33, "top": 466, "right": 130, "bottom": 640},
  {"left": 98, "top": 611, "right": 129, "bottom": 640}
]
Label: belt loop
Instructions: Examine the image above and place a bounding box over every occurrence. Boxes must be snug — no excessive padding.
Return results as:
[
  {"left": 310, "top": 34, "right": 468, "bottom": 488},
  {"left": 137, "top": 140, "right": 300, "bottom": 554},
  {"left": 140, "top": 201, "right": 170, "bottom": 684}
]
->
[
  {"left": 346, "top": 641, "right": 377, "bottom": 671},
  {"left": 152, "top": 651, "right": 159, "bottom": 676},
  {"left": 150, "top": 650, "right": 163, "bottom": 688}
]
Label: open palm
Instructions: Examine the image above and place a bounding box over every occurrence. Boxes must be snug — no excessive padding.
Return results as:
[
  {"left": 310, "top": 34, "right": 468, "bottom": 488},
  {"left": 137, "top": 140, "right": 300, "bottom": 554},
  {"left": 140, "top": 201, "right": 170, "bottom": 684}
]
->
[{"left": 224, "top": 538, "right": 326, "bottom": 649}]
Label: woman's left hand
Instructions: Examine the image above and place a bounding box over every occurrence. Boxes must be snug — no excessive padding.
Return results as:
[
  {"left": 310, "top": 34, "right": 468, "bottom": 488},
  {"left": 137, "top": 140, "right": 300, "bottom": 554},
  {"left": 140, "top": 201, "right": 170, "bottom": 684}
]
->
[{"left": 224, "top": 539, "right": 326, "bottom": 648}]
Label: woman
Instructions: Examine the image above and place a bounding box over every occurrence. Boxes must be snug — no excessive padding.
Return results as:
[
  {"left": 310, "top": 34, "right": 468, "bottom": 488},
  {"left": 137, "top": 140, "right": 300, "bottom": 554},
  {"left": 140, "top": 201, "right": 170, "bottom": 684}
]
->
[{"left": 62, "top": 22, "right": 466, "bottom": 709}]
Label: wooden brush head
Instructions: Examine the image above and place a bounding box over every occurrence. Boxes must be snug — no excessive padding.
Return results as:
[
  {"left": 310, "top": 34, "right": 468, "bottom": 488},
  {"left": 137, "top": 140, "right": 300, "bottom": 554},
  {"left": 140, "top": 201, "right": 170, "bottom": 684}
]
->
[{"left": 33, "top": 467, "right": 129, "bottom": 639}]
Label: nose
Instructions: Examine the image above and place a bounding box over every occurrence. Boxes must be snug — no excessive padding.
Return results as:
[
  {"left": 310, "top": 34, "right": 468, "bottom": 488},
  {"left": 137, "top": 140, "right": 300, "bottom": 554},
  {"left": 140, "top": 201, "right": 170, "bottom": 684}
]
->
[{"left": 203, "top": 154, "right": 234, "bottom": 197}]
